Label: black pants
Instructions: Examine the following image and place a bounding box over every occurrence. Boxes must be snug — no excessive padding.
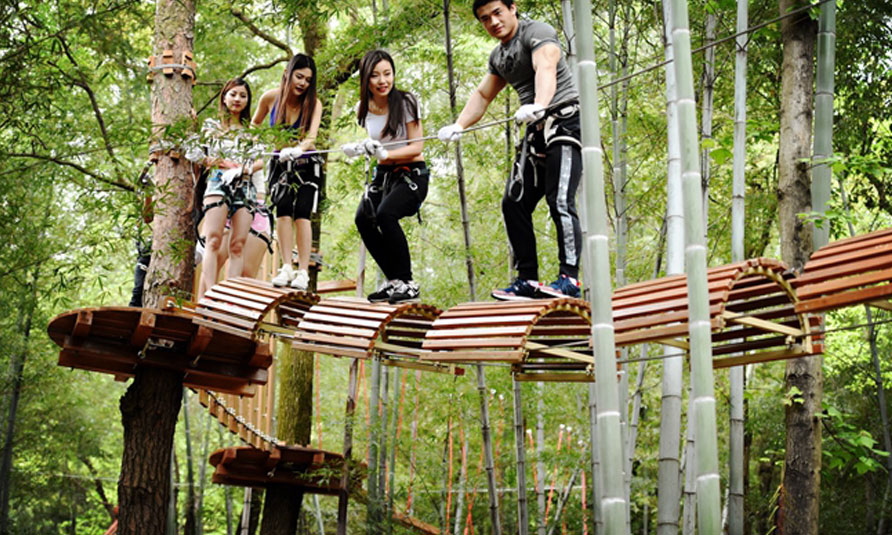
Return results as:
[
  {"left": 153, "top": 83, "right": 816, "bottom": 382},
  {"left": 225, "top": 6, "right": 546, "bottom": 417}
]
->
[
  {"left": 502, "top": 110, "right": 582, "bottom": 281},
  {"left": 129, "top": 251, "right": 151, "bottom": 307},
  {"left": 355, "top": 162, "right": 429, "bottom": 282}
]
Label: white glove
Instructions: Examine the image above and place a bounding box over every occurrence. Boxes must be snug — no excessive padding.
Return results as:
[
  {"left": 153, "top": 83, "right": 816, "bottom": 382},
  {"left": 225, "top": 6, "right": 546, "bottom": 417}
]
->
[
  {"left": 514, "top": 103, "right": 545, "bottom": 124},
  {"left": 279, "top": 146, "right": 304, "bottom": 161},
  {"left": 220, "top": 167, "right": 242, "bottom": 186},
  {"left": 363, "top": 139, "right": 389, "bottom": 160},
  {"left": 438, "top": 123, "right": 464, "bottom": 143},
  {"left": 341, "top": 142, "right": 364, "bottom": 158}
]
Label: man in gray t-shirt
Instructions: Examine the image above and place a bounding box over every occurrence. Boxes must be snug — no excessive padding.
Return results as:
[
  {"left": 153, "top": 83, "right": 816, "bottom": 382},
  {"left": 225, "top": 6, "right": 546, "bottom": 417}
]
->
[{"left": 438, "top": 0, "right": 583, "bottom": 301}]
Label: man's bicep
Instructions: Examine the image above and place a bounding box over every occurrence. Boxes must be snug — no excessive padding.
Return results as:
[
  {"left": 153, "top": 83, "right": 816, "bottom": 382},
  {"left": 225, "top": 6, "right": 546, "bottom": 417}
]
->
[
  {"left": 531, "top": 42, "right": 561, "bottom": 72},
  {"left": 477, "top": 73, "right": 507, "bottom": 101}
]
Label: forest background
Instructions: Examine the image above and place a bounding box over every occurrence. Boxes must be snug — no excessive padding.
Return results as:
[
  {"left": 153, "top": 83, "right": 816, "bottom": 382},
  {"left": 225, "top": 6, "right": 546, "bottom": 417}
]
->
[{"left": 1, "top": 0, "right": 891, "bottom": 533}]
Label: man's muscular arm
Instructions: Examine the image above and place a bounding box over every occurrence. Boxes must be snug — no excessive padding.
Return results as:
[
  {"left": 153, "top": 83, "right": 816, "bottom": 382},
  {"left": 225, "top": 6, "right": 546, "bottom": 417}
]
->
[
  {"left": 456, "top": 73, "right": 507, "bottom": 129},
  {"left": 531, "top": 42, "right": 561, "bottom": 107}
]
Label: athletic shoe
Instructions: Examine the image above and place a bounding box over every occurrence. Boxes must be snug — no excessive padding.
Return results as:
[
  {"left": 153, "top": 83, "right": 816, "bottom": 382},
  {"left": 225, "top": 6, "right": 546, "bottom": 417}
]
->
[
  {"left": 368, "top": 280, "right": 397, "bottom": 303},
  {"left": 538, "top": 274, "right": 581, "bottom": 298},
  {"left": 389, "top": 280, "right": 420, "bottom": 304},
  {"left": 291, "top": 269, "right": 310, "bottom": 291},
  {"left": 271, "top": 265, "right": 295, "bottom": 287},
  {"left": 491, "top": 278, "right": 541, "bottom": 301}
]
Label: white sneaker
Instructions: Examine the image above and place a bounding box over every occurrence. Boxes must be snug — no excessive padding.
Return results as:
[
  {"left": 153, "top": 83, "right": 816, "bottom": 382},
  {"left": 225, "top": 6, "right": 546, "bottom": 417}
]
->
[
  {"left": 272, "top": 265, "right": 295, "bottom": 287},
  {"left": 291, "top": 269, "right": 309, "bottom": 291}
]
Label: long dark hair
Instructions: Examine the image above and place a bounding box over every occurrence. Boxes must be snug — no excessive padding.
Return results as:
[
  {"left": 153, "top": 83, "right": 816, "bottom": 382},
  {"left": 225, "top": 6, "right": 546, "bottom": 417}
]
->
[
  {"left": 219, "top": 78, "right": 252, "bottom": 127},
  {"left": 357, "top": 49, "right": 418, "bottom": 139},
  {"left": 274, "top": 53, "right": 317, "bottom": 135}
]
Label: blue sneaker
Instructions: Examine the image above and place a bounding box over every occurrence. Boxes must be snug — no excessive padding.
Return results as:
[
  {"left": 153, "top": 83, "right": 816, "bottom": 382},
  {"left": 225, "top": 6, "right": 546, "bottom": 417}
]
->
[
  {"left": 538, "top": 274, "right": 581, "bottom": 298},
  {"left": 491, "top": 278, "right": 542, "bottom": 301}
]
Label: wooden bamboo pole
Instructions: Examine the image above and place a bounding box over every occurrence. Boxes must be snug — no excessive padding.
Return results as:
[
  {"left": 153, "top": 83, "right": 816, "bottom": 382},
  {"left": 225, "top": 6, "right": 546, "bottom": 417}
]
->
[
  {"left": 811, "top": 0, "right": 836, "bottom": 249},
  {"left": 573, "top": 0, "right": 627, "bottom": 531},
  {"left": 512, "top": 378, "right": 530, "bottom": 535},
  {"left": 367, "top": 356, "right": 383, "bottom": 534},
  {"left": 476, "top": 366, "right": 502, "bottom": 535},
  {"left": 699, "top": 11, "right": 717, "bottom": 240},
  {"left": 379, "top": 367, "right": 391, "bottom": 533},
  {"left": 385, "top": 366, "right": 402, "bottom": 535},
  {"left": 536, "top": 386, "right": 546, "bottom": 535},
  {"left": 337, "top": 360, "right": 359, "bottom": 535},
  {"left": 728, "top": 0, "right": 749, "bottom": 533},
  {"left": 669, "top": 0, "right": 722, "bottom": 530}
]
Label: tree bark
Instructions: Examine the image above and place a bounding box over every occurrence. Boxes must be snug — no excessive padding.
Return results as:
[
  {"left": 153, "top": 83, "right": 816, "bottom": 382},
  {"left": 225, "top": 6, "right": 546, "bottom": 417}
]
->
[
  {"left": 260, "top": 339, "right": 314, "bottom": 534},
  {"left": 0, "top": 266, "right": 39, "bottom": 535},
  {"left": 777, "top": 1, "right": 820, "bottom": 534},
  {"left": 118, "top": 0, "right": 194, "bottom": 532}
]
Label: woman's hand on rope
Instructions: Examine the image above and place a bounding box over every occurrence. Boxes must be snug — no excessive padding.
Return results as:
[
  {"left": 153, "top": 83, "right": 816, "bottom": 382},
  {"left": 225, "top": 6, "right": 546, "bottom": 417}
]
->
[
  {"left": 437, "top": 123, "right": 464, "bottom": 143},
  {"left": 279, "top": 146, "right": 304, "bottom": 161},
  {"left": 340, "top": 142, "right": 364, "bottom": 158},
  {"left": 219, "top": 167, "right": 242, "bottom": 186},
  {"left": 362, "top": 139, "right": 388, "bottom": 161}
]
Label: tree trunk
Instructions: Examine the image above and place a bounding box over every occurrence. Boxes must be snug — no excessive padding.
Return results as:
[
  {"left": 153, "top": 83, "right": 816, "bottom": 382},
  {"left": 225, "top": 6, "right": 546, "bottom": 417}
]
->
[
  {"left": 699, "top": 12, "right": 717, "bottom": 239},
  {"left": 668, "top": 0, "right": 723, "bottom": 531},
  {"left": 118, "top": 2, "right": 195, "bottom": 526},
  {"left": 260, "top": 338, "right": 314, "bottom": 534},
  {"left": 778, "top": 1, "right": 820, "bottom": 534},
  {"left": 183, "top": 390, "right": 198, "bottom": 535},
  {"left": 657, "top": 1, "right": 684, "bottom": 533},
  {"left": 0, "top": 266, "right": 39, "bottom": 535}
]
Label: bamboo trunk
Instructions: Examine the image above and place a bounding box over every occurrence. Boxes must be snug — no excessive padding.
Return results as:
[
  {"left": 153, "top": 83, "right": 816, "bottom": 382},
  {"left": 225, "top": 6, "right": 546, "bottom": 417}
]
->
[
  {"left": 476, "top": 366, "right": 502, "bottom": 534},
  {"left": 657, "top": 1, "right": 684, "bottom": 533},
  {"left": 183, "top": 390, "right": 198, "bottom": 535},
  {"left": 573, "top": 0, "right": 627, "bottom": 531},
  {"left": 443, "top": 0, "right": 476, "bottom": 300},
  {"left": 338, "top": 360, "right": 360, "bottom": 535},
  {"left": 367, "top": 356, "right": 383, "bottom": 534},
  {"left": 512, "top": 379, "right": 530, "bottom": 535},
  {"left": 728, "top": 0, "right": 750, "bottom": 533},
  {"left": 669, "top": 0, "right": 722, "bottom": 531},
  {"left": 536, "top": 386, "right": 546, "bottom": 535},
  {"left": 811, "top": 1, "right": 835, "bottom": 249},
  {"left": 699, "top": 12, "right": 717, "bottom": 240}
]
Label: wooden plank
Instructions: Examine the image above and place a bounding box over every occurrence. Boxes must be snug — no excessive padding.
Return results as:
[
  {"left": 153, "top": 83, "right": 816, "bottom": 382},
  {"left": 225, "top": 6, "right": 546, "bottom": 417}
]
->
[
  {"left": 712, "top": 345, "right": 817, "bottom": 369},
  {"left": 317, "top": 279, "right": 358, "bottom": 294},
  {"left": 129, "top": 310, "right": 156, "bottom": 347},
  {"left": 721, "top": 311, "right": 804, "bottom": 337},
  {"left": 202, "top": 289, "right": 270, "bottom": 312},
  {"left": 373, "top": 340, "right": 429, "bottom": 357},
  {"left": 196, "top": 300, "right": 263, "bottom": 321},
  {"left": 426, "top": 325, "right": 530, "bottom": 339},
  {"left": 420, "top": 350, "right": 524, "bottom": 363},
  {"left": 187, "top": 325, "right": 214, "bottom": 357},
  {"left": 432, "top": 314, "right": 539, "bottom": 327},
  {"left": 796, "top": 246, "right": 892, "bottom": 284},
  {"left": 796, "top": 283, "right": 892, "bottom": 314},
  {"left": 797, "top": 266, "right": 892, "bottom": 299},
  {"left": 422, "top": 337, "right": 524, "bottom": 349},
  {"left": 379, "top": 357, "right": 464, "bottom": 375},
  {"left": 306, "top": 305, "right": 391, "bottom": 321},
  {"left": 869, "top": 300, "right": 892, "bottom": 312},
  {"left": 292, "top": 331, "right": 373, "bottom": 350},
  {"left": 72, "top": 309, "right": 93, "bottom": 338},
  {"left": 208, "top": 284, "right": 276, "bottom": 306},
  {"left": 806, "top": 229, "right": 892, "bottom": 262},
  {"left": 513, "top": 372, "right": 594, "bottom": 383},
  {"left": 298, "top": 319, "right": 378, "bottom": 340},
  {"left": 292, "top": 341, "right": 369, "bottom": 360},
  {"left": 300, "top": 312, "right": 384, "bottom": 331},
  {"left": 192, "top": 308, "right": 259, "bottom": 330},
  {"left": 192, "top": 318, "right": 254, "bottom": 340},
  {"left": 524, "top": 341, "right": 594, "bottom": 364}
]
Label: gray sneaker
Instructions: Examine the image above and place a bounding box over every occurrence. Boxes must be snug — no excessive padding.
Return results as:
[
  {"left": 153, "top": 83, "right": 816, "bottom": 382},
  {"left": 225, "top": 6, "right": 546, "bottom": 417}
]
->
[{"left": 388, "top": 280, "right": 420, "bottom": 304}]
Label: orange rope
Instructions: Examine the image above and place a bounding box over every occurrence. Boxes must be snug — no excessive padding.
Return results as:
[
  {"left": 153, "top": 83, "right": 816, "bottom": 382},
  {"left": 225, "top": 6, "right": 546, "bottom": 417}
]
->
[
  {"left": 446, "top": 416, "right": 454, "bottom": 532},
  {"left": 405, "top": 370, "right": 422, "bottom": 513},
  {"left": 544, "top": 426, "right": 565, "bottom": 523},
  {"left": 314, "top": 354, "right": 322, "bottom": 448}
]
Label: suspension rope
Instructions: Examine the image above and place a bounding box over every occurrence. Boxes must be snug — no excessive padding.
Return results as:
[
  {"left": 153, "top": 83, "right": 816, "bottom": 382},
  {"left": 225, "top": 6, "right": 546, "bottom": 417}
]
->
[{"left": 598, "top": 0, "right": 834, "bottom": 91}]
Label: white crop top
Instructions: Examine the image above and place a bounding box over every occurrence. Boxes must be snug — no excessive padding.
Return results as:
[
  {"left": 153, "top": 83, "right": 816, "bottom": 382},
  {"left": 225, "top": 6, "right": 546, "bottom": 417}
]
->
[{"left": 363, "top": 97, "right": 419, "bottom": 150}]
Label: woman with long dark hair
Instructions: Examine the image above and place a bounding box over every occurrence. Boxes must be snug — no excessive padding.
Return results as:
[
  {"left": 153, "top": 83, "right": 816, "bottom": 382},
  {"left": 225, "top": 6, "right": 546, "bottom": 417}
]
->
[
  {"left": 343, "top": 49, "right": 428, "bottom": 303},
  {"left": 253, "top": 53, "right": 323, "bottom": 290},
  {"left": 197, "top": 77, "right": 263, "bottom": 299}
]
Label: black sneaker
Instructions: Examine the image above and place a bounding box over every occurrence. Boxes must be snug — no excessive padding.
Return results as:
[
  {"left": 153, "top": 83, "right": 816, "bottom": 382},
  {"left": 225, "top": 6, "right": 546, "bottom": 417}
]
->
[
  {"left": 389, "top": 280, "right": 420, "bottom": 304},
  {"left": 491, "top": 278, "right": 542, "bottom": 301},
  {"left": 538, "top": 274, "right": 581, "bottom": 298},
  {"left": 368, "top": 280, "right": 396, "bottom": 303}
]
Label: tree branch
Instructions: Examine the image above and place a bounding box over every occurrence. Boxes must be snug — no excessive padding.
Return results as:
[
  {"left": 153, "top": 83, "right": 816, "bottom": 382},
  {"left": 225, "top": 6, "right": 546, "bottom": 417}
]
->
[
  {"left": 5, "top": 152, "right": 134, "bottom": 192},
  {"left": 230, "top": 7, "right": 292, "bottom": 56},
  {"left": 57, "top": 35, "right": 117, "bottom": 162},
  {"left": 195, "top": 56, "right": 291, "bottom": 116}
]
